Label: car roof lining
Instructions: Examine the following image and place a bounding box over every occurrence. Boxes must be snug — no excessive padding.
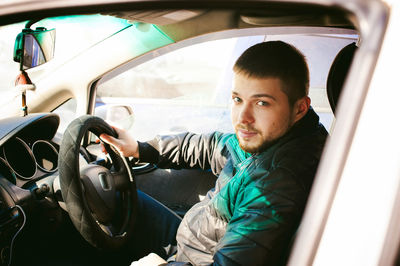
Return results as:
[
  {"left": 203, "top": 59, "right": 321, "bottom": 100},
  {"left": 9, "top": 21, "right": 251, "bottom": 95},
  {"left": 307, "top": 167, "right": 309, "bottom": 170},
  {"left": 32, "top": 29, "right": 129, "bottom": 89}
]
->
[
  {"left": 155, "top": 9, "right": 354, "bottom": 43},
  {"left": 103, "top": 5, "right": 354, "bottom": 27},
  {"left": 0, "top": 2, "right": 355, "bottom": 30}
]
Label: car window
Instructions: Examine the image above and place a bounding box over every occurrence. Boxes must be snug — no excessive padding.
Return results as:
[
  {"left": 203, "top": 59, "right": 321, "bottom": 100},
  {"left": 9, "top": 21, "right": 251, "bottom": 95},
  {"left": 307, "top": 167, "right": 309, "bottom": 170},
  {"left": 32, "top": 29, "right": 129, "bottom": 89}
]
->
[
  {"left": 52, "top": 98, "right": 77, "bottom": 134},
  {"left": 95, "top": 36, "right": 264, "bottom": 141},
  {"left": 267, "top": 34, "right": 358, "bottom": 130},
  {"left": 95, "top": 33, "right": 357, "bottom": 141}
]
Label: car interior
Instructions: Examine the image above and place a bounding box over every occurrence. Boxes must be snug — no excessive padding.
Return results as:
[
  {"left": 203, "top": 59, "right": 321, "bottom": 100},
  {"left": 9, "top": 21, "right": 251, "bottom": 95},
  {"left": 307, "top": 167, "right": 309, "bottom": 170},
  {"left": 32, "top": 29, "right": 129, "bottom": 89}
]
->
[
  {"left": 326, "top": 42, "right": 358, "bottom": 114},
  {"left": 0, "top": 3, "right": 361, "bottom": 266}
]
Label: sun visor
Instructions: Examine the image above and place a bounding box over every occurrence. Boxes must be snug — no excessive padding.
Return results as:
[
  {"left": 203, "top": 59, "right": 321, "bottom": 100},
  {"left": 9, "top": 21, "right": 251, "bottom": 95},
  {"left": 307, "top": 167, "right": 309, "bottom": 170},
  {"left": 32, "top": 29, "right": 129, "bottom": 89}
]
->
[{"left": 104, "top": 10, "right": 205, "bottom": 25}]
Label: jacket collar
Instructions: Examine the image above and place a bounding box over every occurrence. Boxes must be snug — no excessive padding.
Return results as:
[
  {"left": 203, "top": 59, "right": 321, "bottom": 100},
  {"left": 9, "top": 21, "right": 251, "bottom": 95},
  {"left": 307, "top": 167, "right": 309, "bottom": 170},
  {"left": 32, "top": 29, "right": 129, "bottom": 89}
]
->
[{"left": 277, "top": 107, "right": 320, "bottom": 143}]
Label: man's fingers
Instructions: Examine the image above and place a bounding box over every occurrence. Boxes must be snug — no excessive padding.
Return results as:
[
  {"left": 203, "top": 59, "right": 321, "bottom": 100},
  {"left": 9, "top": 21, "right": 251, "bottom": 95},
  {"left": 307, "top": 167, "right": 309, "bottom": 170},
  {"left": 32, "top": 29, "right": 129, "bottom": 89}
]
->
[
  {"left": 100, "top": 133, "right": 122, "bottom": 152},
  {"left": 100, "top": 143, "right": 107, "bottom": 154},
  {"left": 98, "top": 128, "right": 136, "bottom": 158},
  {"left": 99, "top": 133, "right": 115, "bottom": 145}
]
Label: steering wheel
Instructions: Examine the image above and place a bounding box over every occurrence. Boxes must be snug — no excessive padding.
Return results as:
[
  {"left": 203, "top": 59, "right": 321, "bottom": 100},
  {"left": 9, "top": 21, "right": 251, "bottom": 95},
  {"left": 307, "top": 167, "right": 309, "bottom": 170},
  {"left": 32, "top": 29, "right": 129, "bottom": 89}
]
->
[{"left": 58, "top": 115, "right": 137, "bottom": 250}]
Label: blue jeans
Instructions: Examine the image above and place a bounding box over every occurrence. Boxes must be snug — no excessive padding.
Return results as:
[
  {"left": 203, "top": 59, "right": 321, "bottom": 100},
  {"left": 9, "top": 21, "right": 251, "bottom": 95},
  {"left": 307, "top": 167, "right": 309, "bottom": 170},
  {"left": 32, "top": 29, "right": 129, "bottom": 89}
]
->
[{"left": 130, "top": 190, "right": 182, "bottom": 260}]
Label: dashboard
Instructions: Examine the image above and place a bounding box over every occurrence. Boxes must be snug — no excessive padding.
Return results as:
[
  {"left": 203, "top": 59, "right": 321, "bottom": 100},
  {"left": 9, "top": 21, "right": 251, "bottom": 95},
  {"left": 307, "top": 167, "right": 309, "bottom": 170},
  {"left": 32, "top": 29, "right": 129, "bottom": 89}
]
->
[
  {"left": 0, "top": 113, "right": 61, "bottom": 265},
  {"left": 0, "top": 113, "right": 59, "bottom": 187},
  {"left": 0, "top": 112, "right": 162, "bottom": 266}
]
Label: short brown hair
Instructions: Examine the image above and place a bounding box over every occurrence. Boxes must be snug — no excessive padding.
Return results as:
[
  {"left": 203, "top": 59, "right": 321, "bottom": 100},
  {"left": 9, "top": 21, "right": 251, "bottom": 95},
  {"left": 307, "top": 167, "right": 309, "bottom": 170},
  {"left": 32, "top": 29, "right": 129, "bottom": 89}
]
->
[{"left": 233, "top": 41, "right": 309, "bottom": 106}]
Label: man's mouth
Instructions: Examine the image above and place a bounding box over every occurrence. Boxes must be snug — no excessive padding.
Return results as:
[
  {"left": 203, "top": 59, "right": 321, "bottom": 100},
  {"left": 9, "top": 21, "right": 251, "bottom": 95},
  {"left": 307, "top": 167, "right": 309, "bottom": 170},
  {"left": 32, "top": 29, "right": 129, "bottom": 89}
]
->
[{"left": 236, "top": 128, "right": 258, "bottom": 139}]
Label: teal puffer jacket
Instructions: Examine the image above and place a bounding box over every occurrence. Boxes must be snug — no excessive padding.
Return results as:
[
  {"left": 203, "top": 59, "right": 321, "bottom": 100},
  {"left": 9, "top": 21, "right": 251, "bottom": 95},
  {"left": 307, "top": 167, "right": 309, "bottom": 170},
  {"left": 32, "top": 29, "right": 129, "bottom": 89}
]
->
[{"left": 139, "top": 108, "right": 327, "bottom": 265}]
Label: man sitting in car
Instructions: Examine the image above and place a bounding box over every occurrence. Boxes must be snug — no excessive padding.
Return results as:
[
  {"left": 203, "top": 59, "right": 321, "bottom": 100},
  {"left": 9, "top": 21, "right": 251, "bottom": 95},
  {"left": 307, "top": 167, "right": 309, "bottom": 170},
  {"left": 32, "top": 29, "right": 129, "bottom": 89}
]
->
[{"left": 100, "top": 41, "right": 328, "bottom": 265}]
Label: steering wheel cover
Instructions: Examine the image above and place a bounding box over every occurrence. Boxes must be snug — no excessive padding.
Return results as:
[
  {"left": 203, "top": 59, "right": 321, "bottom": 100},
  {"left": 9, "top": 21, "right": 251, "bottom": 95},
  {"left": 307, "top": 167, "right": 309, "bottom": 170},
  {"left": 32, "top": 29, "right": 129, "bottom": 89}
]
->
[{"left": 58, "top": 115, "right": 137, "bottom": 250}]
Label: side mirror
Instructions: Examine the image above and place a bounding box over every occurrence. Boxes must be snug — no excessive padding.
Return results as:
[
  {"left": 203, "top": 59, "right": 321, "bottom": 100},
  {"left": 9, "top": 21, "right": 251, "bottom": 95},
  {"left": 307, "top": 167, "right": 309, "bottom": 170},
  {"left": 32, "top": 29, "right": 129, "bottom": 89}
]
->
[
  {"left": 95, "top": 105, "right": 135, "bottom": 130},
  {"left": 13, "top": 27, "right": 56, "bottom": 70}
]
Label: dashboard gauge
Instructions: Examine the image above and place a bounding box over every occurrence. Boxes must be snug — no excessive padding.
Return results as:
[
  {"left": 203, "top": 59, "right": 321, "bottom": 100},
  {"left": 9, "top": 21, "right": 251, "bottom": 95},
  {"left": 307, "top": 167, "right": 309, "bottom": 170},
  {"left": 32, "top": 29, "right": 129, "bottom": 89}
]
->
[
  {"left": 32, "top": 140, "right": 58, "bottom": 173},
  {"left": 3, "top": 137, "right": 37, "bottom": 180}
]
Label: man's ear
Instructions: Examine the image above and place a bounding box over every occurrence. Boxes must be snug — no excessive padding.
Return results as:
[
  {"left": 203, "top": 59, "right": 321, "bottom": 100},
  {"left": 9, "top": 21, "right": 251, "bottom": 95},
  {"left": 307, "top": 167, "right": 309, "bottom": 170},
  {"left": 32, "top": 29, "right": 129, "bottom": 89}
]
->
[{"left": 293, "top": 96, "right": 310, "bottom": 123}]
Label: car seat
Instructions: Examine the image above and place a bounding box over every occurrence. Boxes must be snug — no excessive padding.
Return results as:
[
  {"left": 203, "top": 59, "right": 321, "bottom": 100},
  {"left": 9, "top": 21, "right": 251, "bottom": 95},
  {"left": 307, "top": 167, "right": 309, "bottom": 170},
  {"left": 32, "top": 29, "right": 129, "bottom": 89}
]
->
[{"left": 326, "top": 42, "right": 358, "bottom": 114}]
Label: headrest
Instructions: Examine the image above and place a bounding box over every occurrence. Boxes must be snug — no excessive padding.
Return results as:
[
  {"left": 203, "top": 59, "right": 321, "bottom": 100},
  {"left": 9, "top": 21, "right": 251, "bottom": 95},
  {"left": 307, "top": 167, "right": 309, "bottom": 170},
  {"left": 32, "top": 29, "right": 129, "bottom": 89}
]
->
[{"left": 326, "top": 42, "right": 357, "bottom": 114}]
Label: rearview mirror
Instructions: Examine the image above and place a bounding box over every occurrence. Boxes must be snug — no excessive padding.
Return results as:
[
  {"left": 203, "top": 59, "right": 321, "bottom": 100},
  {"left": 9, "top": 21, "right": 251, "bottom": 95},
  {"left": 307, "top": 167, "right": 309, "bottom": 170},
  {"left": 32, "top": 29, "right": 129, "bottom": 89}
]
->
[{"left": 13, "top": 27, "right": 56, "bottom": 70}]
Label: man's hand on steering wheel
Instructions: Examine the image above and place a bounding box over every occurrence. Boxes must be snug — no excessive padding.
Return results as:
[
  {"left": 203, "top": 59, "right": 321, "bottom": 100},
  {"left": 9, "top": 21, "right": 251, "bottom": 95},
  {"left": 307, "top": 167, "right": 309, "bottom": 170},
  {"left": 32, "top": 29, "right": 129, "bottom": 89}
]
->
[{"left": 100, "top": 126, "right": 140, "bottom": 158}]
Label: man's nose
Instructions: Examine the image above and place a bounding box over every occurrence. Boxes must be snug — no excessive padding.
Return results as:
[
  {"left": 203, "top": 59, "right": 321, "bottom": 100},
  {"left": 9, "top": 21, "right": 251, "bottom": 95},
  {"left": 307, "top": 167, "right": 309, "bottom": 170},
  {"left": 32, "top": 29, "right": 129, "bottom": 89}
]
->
[{"left": 238, "top": 104, "right": 254, "bottom": 124}]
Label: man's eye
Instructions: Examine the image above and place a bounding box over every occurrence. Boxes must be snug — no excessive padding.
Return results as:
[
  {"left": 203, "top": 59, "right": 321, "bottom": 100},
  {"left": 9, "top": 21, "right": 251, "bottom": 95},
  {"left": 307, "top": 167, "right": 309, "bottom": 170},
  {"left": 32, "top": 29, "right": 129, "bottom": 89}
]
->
[
  {"left": 257, "top": 101, "right": 269, "bottom": 106},
  {"left": 232, "top": 97, "right": 241, "bottom": 103}
]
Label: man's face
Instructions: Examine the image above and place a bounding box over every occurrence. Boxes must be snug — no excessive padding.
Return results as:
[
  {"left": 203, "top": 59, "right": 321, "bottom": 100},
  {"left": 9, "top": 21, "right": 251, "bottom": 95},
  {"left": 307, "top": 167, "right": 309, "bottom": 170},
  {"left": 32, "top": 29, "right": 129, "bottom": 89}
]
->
[{"left": 231, "top": 73, "right": 297, "bottom": 153}]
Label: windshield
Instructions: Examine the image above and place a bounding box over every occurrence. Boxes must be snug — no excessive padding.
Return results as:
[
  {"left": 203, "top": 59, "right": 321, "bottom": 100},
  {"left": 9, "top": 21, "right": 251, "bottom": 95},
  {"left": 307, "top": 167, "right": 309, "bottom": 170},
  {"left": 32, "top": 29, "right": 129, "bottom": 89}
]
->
[{"left": 0, "top": 14, "right": 132, "bottom": 109}]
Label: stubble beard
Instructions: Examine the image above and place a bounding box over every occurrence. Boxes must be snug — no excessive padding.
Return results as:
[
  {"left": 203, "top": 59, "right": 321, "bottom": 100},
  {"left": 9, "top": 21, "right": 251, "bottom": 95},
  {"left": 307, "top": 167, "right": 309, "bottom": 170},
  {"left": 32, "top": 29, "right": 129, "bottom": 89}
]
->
[
  {"left": 237, "top": 131, "right": 275, "bottom": 153},
  {"left": 235, "top": 119, "right": 293, "bottom": 154},
  {"left": 235, "top": 125, "right": 269, "bottom": 153}
]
